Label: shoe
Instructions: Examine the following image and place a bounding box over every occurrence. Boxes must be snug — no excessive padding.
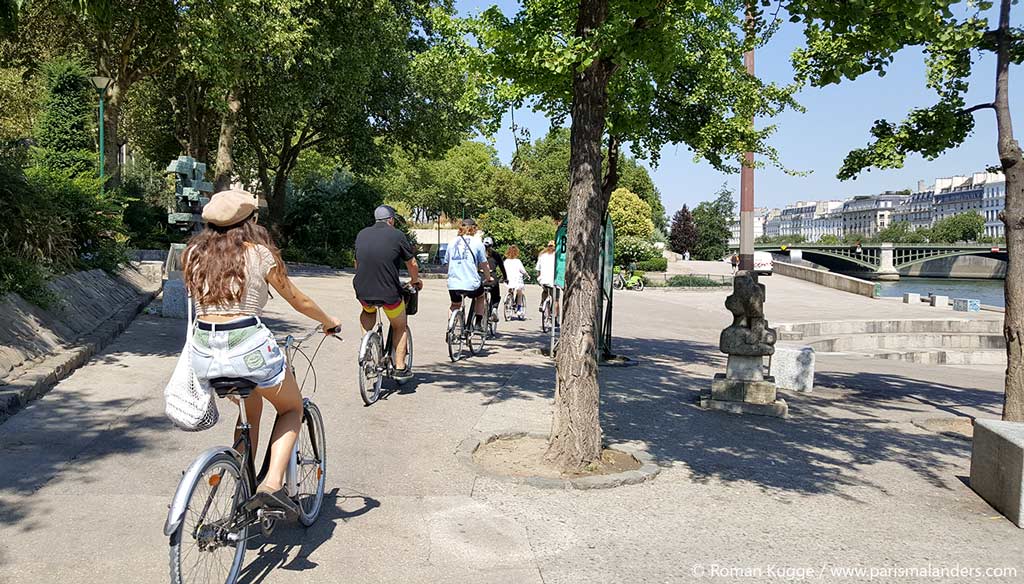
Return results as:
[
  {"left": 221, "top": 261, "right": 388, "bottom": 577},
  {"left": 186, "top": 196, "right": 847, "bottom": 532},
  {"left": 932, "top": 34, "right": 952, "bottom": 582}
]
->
[
  {"left": 245, "top": 487, "right": 299, "bottom": 519},
  {"left": 393, "top": 367, "right": 413, "bottom": 383}
]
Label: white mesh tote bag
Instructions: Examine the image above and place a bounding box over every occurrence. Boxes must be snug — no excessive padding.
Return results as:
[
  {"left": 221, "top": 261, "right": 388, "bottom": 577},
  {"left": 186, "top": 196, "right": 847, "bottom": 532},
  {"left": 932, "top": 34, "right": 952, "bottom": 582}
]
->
[{"left": 164, "top": 294, "right": 219, "bottom": 431}]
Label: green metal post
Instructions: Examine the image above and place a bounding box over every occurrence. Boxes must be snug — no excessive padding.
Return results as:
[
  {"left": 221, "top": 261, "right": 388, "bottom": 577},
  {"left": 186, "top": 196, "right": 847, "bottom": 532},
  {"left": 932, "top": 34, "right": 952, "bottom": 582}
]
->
[{"left": 97, "top": 88, "right": 105, "bottom": 186}]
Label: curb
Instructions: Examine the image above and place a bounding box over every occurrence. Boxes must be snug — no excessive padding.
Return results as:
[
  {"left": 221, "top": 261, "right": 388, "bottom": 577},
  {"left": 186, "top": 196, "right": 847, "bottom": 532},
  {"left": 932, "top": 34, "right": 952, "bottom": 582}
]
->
[
  {"left": 0, "top": 291, "right": 156, "bottom": 425},
  {"left": 456, "top": 430, "right": 661, "bottom": 490}
]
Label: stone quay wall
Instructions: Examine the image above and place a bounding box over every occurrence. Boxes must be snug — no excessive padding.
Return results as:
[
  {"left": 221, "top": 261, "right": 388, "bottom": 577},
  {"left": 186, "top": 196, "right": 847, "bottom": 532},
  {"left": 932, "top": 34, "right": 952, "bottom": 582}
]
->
[
  {"left": 772, "top": 261, "right": 878, "bottom": 298},
  {"left": 0, "top": 265, "right": 162, "bottom": 421}
]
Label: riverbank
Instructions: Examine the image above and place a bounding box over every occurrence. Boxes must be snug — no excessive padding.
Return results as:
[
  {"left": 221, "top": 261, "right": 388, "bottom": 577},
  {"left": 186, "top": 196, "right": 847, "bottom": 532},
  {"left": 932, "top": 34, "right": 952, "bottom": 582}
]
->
[{"left": 876, "top": 277, "right": 1005, "bottom": 307}]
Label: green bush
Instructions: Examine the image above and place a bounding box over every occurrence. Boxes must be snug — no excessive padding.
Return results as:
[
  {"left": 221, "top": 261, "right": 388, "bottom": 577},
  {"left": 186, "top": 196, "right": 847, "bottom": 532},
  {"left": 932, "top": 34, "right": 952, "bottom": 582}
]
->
[
  {"left": 519, "top": 218, "right": 558, "bottom": 256},
  {"left": 31, "top": 58, "right": 95, "bottom": 176},
  {"left": 635, "top": 257, "right": 668, "bottom": 272},
  {"left": 282, "top": 170, "right": 383, "bottom": 267},
  {"left": 614, "top": 235, "right": 659, "bottom": 265},
  {"left": 667, "top": 275, "right": 729, "bottom": 287}
]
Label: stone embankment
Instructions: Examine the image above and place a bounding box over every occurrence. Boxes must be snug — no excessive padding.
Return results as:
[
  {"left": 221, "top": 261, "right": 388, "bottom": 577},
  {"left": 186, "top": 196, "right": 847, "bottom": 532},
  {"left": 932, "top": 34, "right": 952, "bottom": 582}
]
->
[
  {"left": 776, "top": 319, "right": 1005, "bottom": 365},
  {"left": 772, "top": 261, "right": 878, "bottom": 298},
  {"left": 0, "top": 264, "right": 161, "bottom": 422}
]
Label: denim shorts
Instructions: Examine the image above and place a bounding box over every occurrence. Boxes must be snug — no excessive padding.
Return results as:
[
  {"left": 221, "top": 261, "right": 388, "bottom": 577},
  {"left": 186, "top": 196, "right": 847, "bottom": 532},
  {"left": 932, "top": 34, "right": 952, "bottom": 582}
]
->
[{"left": 190, "top": 317, "right": 287, "bottom": 392}]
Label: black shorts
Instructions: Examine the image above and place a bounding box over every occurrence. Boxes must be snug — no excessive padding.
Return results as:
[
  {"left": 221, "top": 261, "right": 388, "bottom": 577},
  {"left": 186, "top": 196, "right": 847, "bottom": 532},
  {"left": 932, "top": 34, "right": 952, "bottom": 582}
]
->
[{"left": 449, "top": 286, "right": 485, "bottom": 303}]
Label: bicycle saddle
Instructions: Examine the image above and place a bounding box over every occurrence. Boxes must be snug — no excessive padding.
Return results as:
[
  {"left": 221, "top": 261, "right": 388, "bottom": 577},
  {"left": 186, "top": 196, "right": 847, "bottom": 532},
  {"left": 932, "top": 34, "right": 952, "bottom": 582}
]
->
[{"left": 209, "top": 377, "right": 257, "bottom": 398}]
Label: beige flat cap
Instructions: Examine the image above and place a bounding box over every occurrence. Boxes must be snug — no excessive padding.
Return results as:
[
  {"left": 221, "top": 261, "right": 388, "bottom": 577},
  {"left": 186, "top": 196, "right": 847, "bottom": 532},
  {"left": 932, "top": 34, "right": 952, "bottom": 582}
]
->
[{"left": 202, "top": 189, "right": 257, "bottom": 227}]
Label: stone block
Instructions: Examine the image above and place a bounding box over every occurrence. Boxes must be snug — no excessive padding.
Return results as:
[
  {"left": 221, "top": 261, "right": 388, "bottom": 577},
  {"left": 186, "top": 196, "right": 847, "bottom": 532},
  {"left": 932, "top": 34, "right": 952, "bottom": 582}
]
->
[
  {"left": 711, "top": 374, "right": 778, "bottom": 405},
  {"left": 953, "top": 298, "right": 981, "bottom": 313},
  {"left": 903, "top": 292, "right": 921, "bottom": 304},
  {"left": 725, "top": 355, "right": 765, "bottom": 381},
  {"left": 700, "top": 396, "right": 789, "bottom": 419},
  {"left": 162, "top": 279, "right": 189, "bottom": 319},
  {"left": 970, "top": 419, "right": 1024, "bottom": 527},
  {"left": 771, "top": 345, "right": 815, "bottom": 393},
  {"left": 930, "top": 295, "right": 949, "bottom": 307}
]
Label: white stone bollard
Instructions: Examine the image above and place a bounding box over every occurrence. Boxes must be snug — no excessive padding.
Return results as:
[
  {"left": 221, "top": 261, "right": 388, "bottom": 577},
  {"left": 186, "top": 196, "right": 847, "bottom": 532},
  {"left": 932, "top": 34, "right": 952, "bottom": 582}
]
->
[
  {"left": 903, "top": 293, "right": 921, "bottom": 304},
  {"left": 162, "top": 278, "right": 189, "bottom": 319},
  {"left": 970, "top": 419, "right": 1024, "bottom": 527},
  {"left": 953, "top": 298, "right": 981, "bottom": 313},
  {"left": 930, "top": 295, "right": 949, "bottom": 308},
  {"left": 770, "top": 345, "right": 815, "bottom": 393}
]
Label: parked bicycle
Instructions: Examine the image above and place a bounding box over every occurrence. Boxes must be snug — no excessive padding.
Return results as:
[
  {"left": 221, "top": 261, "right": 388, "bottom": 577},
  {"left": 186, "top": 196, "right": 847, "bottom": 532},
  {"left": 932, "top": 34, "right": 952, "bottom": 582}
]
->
[
  {"left": 358, "top": 284, "right": 417, "bottom": 406},
  {"left": 447, "top": 291, "right": 487, "bottom": 362},
  {"left": 613, "top": 268, "right": 645, "bottom": 291},
  {"left": 165, "top": 324, "right": 338, "bottom": 584}
]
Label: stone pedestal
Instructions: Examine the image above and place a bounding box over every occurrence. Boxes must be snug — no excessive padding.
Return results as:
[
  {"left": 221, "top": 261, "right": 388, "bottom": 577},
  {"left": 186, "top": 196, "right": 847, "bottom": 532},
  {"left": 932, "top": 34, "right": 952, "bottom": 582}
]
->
[
  {"left": 701, "top": 356, "right": 788, "bottom": 418},
  {"left": 953, "top": 298, "right": 981, "bottom": 313},
  {"left": 930, "top": 294, "right": 949, "bottom": 308},
  {"left": 162, "top": 278, "right": 189, "bottom": 319},
  {"left": 903, "top": 292, "right": 920, "bottom": 304},
  {"left": 970, "top": 419, "right": 1024, "bottom": 527}
]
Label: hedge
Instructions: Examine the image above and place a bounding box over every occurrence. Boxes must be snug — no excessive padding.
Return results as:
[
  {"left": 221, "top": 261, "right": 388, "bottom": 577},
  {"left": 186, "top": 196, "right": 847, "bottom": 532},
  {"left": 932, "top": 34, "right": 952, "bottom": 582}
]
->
[{"left": 635, "top": 257, "right": 668, "bottom": 272}]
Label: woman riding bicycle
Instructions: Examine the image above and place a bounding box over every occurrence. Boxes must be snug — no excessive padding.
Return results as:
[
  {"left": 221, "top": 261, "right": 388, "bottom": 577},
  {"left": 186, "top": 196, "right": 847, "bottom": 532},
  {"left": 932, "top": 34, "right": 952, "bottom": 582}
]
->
[
  {"left": 502, "top": 245, "right": 528, "bottom": 319},
  {"left": 183, "top": 189, "right": 340, "bottom": 515}
]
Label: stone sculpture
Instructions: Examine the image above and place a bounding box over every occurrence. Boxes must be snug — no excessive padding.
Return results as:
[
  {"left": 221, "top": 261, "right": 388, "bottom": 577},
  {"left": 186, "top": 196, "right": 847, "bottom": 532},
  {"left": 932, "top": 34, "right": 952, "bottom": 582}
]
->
[{"left": 701, "top": 272, "right": 788, "bottom": 418}]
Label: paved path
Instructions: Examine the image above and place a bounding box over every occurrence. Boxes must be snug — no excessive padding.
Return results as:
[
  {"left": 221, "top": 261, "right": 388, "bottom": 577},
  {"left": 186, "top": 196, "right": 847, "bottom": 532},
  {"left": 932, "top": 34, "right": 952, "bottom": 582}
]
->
[{"left": 0, "top": 272, "right": 1020, "bottom": 583}]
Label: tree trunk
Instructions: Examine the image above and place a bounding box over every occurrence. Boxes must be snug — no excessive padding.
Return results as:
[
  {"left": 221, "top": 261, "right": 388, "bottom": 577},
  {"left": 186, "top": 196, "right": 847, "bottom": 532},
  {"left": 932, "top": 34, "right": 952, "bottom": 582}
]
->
[
  {"left": 213, "top": 87, "right": 241, "bottom": 192},
  {"left": 996, "top": 0, "right": 1024, "bottom": 421},
  {"left": 546, "top": 0, "right": 612, "bottom": 471},
  {"left": 103, "top": 81, "right": 123, "bottom": 186},
  {"left": 603, "top": 134, "right": 620, "bottom": 197}
]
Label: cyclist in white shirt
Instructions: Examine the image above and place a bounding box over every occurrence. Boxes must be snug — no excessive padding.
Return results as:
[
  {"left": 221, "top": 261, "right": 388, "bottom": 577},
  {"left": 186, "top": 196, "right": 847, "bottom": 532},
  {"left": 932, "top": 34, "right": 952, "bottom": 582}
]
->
[
  {"left": 535, "top": 240, "right": 557, "bottom": 315},
  {"left": 503, "top": 245, "right": 528, "bottom": 319}
]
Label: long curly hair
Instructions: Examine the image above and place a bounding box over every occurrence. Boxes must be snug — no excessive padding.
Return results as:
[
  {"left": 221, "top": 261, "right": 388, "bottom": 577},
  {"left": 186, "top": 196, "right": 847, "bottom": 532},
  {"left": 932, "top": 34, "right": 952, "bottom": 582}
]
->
[{"left": 183, "top": 215, "right": 285, "bottom": 307}]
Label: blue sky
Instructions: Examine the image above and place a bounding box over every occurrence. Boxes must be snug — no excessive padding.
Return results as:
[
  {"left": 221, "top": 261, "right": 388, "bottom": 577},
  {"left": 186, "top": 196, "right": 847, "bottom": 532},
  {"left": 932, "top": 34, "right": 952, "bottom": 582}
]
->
[{"left": 455, "top": 0, "right": 1021, "bottom": 214}]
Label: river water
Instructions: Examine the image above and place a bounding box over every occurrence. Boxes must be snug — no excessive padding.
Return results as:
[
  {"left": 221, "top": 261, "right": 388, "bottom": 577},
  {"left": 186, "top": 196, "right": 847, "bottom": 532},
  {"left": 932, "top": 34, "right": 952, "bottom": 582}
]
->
[{"left": 875, "top": 278, "right": 1005, "bottom": 307}]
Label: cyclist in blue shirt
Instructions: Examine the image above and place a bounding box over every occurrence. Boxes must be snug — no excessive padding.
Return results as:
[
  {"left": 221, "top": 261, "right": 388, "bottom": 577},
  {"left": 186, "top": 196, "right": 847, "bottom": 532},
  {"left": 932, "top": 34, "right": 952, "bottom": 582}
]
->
[{"left": 446, "top": 218, "right": 493, "bottom": 329}]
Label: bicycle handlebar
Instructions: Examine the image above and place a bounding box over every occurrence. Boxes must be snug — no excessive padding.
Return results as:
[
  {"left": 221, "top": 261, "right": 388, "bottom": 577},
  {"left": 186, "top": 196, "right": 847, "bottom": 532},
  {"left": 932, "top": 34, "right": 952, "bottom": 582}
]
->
[{"left": 281, "top": 324, "right": 341, "bottom": 349}]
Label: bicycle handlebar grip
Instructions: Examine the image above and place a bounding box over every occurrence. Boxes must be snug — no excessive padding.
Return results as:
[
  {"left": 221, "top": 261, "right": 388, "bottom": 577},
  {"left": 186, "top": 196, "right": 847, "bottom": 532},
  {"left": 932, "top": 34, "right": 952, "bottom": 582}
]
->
[{"left": 326, "top": 325, "right": 342, "bottom": 335}]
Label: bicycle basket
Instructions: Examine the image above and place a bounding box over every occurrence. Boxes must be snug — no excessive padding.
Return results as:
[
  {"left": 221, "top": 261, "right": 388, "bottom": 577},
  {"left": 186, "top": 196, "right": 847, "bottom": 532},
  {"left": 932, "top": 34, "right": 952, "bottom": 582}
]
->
[{"left": 403, "top": 286, "right": 419, "bottom": 316}]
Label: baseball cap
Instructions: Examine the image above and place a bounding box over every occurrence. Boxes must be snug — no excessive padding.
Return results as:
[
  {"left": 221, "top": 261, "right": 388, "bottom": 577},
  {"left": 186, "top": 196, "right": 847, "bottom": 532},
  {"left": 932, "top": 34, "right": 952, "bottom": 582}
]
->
[
  {"left": 483, "top": 236, "right": 494, "bottom": 246},
  {"left": 374, "top": 205, "right": 396, "bottom": 221},
  {"left": 461, "top": 218, "right": 477, "bottom": 227}
]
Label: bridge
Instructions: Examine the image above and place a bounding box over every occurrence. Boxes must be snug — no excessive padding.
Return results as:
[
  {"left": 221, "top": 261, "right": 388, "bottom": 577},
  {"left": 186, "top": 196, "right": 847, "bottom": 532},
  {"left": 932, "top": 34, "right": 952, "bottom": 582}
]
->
[{"left": 748, "top": 243, "right": 1008, "bottom": 280}]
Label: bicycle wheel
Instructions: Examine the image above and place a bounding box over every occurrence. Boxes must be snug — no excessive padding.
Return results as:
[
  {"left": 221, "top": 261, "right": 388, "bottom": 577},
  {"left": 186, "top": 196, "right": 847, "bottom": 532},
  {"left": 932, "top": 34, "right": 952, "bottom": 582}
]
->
[
  {"left": 169, "top": 453, "right": 248, "bottom": 584},
  {"left": 359, "top": 332, "right": 384, "bottom": 405},
  {"left": 503, "top": 295, "right": 514, "bottom": 321},
  {"left": 469, "top": 312, "right": 487, "bottom": 355},
  {"left": 635, "top": 280, "right": 645, "bottom": 292},
  {"left": 296, "top": 400, "right": 327, "bottom": 526},
  {"left": 447, "top": 311, "right": 465, "bottom": 362}
]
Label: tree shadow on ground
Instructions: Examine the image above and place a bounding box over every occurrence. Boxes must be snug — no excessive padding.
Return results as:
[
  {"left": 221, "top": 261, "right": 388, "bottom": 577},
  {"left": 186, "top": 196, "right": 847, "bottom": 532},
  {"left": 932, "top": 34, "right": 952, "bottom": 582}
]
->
[
  {"left": 421, "top": 330, "right": 989, "bottom": 501},
  {"left": 815, "top": 369, "right": 1002, "bottom": 419},
  {"left": 237, "top": 489, "right": 380, "bottom": 584},
  {"left": 598, "top": 336, "right": 988, "bottom": 499},
  {"left": 0, "top": 393, "right": 169, "bottom": 531}
]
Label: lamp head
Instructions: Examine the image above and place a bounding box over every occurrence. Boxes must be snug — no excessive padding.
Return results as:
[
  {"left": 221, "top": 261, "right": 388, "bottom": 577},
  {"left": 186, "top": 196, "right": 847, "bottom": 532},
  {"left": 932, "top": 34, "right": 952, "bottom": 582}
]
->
[{"left": 90, "top": 76, "right": 112, "bottom": 93}]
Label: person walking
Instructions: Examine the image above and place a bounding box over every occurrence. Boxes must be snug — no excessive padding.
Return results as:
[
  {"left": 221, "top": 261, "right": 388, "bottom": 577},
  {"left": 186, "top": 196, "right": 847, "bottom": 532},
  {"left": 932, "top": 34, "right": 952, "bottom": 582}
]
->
[
  {"left": 353, "top": 205, "right": 422, "bottom": 382},
  {"left": 184, "top": 189, "right": 340, "bottom": 514},
  {"left": 446, "top": 218, "right": 493, "bottom": 329},
  {"left": 502, "top": 245, "right": 528, "bottom": 319}
]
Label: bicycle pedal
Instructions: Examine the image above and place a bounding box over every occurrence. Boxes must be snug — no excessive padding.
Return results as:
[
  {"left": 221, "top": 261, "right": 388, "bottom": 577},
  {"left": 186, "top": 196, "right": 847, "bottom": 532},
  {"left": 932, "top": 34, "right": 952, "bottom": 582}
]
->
[{"left": 258, "top": 508, "right": 287, "bottom": 521}]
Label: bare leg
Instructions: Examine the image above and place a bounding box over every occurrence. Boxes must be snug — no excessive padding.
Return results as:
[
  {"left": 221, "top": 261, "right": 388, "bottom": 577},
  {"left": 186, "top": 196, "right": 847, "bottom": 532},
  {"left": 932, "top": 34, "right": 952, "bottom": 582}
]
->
[
  {"left": 388, "top": 310, "right": 409, "bottom": 365},
  {"left": 359, "top": 308, "right": 376, "bottom": 334},
  {"left": 255, "top": 368, "right": 303, "bottom": 492}
]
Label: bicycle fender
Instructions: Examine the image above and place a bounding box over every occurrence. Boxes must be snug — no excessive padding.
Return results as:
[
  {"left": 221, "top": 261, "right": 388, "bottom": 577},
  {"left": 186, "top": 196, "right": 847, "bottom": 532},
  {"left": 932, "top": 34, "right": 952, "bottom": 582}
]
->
[
  {"left": 164, "top": 445, "right": 242, "bottom": 536},
  {"left": 357, "top": 330, "right": 378, "bottom": 363}
]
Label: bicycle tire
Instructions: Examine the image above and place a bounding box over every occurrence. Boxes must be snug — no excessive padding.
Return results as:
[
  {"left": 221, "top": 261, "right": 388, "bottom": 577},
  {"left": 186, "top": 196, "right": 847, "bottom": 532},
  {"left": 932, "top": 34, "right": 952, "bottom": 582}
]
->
[
  {"left": 636, "top": 280, "right": 645, "bottom": 292},
  {"left": 469, "top": 311, "right": 486, "bottom": 355},
  {"left": 296, "top": 400, "right": 327, "bottom": 526},
  {"left": 169, "top": 452, "right": 248, "bottom": 584},
  {"left": 447, "top": 311, "right": 465, "bottom": 362},
  {"left": 359, "top": 332, "right": 384, "bottom": 405},
  {"left": 503, "top": 295, "right": 514, "bottom": 321}
]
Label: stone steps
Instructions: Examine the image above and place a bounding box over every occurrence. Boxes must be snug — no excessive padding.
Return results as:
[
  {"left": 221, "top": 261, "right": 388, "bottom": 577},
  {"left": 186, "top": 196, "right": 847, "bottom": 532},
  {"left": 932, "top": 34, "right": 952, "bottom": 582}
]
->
[
  {"left": 805, "top": 332, "right": 1005, "bottom": 352},
  {"left": 857, "top": 348, "right": 1006, "bottom": 365}
]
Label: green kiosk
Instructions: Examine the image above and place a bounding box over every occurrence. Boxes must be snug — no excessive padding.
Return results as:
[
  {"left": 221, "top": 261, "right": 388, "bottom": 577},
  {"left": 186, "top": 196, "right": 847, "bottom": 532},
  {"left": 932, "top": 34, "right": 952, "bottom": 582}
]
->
[{"left": 550, "top": 215, "right": 620, "bottom": 361}]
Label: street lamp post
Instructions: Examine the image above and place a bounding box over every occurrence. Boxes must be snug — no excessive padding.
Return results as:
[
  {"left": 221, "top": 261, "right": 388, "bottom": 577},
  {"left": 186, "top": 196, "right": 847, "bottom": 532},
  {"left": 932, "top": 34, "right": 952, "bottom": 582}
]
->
[{"left": 89, "top": 76, "right": 112, "bottom": 187}]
